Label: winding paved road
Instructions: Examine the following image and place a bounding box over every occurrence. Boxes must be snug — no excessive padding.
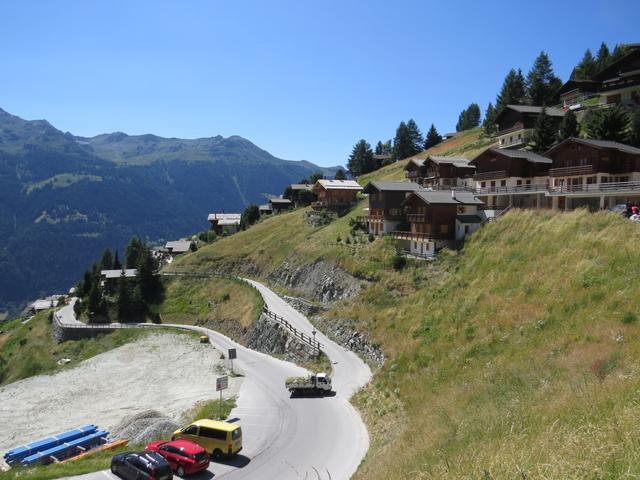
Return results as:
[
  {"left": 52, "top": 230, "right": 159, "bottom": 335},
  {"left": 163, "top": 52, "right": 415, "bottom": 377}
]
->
[{"left": 63, "top": 280, "right": 371, "bottom": 480}]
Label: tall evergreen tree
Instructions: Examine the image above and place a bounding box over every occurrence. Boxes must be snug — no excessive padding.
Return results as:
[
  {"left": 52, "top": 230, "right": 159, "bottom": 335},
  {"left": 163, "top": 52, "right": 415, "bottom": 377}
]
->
[
  {"left": 529, "top": 107, "right": 557, "bottom": 153},
  {"left": 526, "top": 51, "right": 562, "bottom": 105},
  {"left": 125, "top": 237, "right": 145, "bottom": 269},
  {"left": 393, "top": 122, "right": 420, "bottom": 161},
  {"left": 423, "top": 124, "right": 443, "bottom": 149},
  {"left": 347, "top": 139, "right": 375, "bottom": 176},
  {"left": 117, "top": 274, "right": 131, "bottom": 320},
  {"left": 113, "top": 250, "right": 122, "bottom": 270},
  {"left": 99, "top": 249, "right": 113, "bottom": 271},
  {"left": 240, "top": 204, "right": 260, "bottom": 229},
  {"left": 374, "top": 141, "right": 384, "bottom": 155},
  {"left": 137, "top": 247, "right": 160, "bottom": 303},
  {"left": 629, "top": 109, "right": 640, "bottom": 148},
  {"left": 596, "top": 42, "right": 610, "bottom": 70},
  {"left": 571, "top": 49, "right": 598, "bottom": 80},
  {"left": 610, "top": 44, "right": 628, "bottom": 64},
  {"left": 334, "top": 169, "right": 346, "bottom": 180},
  {"left": 456, "top": 103, "right": 481, "bottom": 131},
  {"left": 558, "top": 109, "right": 580, "bottom": 141},
  {"left": 87, "top": 281, "right": 103, "bottom": 316},
  {"left": 496, "top": 69, "right": 527, "bottom": 111},
  {"left": 406, "top": 119, "right": 424, "bottom": 153},
  {"left": 585, "top": 105, "right": 630, "bottom": 143},
  {"left": 482, "top": 102, "right": 498, "bottom": 135}
]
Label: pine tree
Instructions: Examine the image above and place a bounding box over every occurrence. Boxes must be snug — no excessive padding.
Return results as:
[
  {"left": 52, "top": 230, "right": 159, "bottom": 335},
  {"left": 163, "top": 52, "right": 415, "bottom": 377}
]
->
[
  {"left": 571, "top": 49, "right": 598, "bottom": 80},
  {"left": 529, "top": 107, "right": 557, "bottom": 153},
  {"left": 423, "top": 124, "right": 443, "bottom": 149},
  {"left": 526, "top": 51, "right": 562, "bottom": 105},
  {"left": 629, "top": 109, "right": 640, "bottom": 148},
  {"left": 483, "top": 102, "right": 498, "bottom": 135},
  {"left": 137, "top": 247, "right": 160, "bottom": 303},
  {"left": 585, "top": 105, "right": 630, "bottom": 143},
  {"left": 240, "top": 204, "right": 260, "bottom": 229},
  {"left": 334, "top": 169, "right": 346, "bottom": 180},
  {"left": 347, "top": 139, "right": 375, "bottom": 176},
  {"left": 496, "top": 69, "right": 527, "bottom": 111},
  {"left": 117, "top": 274, "right": 131, "bottom": 320},
  {"left": 125, "top": 237, "right": 145, "bottom": 269},
  {"left": 558, "top": 109, "right": 579, "bottom": 141},
  {"left": 99, "top": 249, "right": 113, "bottom": 270},
  {"left": 456, "top": 104, "right": 481, "bottom": 132},
  {"left": 113, "top": 250, "right": 122, "bottom": 270},
  {"left": 610, "top": 44, "right": 628, "bottom": 64},
  {"left": 392, "top": 122, "right": 420, "bottom": 161},
  {"left": 406, "top": 119, "right": 423, "bottom": 153},
  {"left": 596, "top": 42, "right": 610, "bottom": 70},
  {"left": 87, "top": 281, "right": 103, "bottom": 316}
]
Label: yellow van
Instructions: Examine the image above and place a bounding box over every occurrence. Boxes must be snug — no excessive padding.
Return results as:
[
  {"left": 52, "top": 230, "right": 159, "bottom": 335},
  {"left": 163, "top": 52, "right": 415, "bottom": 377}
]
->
[{"left": 172, "top": 419, "right": 242, "bottom": 459}]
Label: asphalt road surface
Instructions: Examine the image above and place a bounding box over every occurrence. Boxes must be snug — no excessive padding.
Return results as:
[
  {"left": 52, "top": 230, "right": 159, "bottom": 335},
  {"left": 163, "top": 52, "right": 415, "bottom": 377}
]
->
[{"left": 64, "top": 280, "right": 371, "bottom": 480}]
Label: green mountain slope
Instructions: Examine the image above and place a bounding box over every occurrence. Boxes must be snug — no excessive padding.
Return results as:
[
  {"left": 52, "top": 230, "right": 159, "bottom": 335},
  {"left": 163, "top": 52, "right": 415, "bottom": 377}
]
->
[
  {"left": 170, "top": 131, "right": 640, "bottom": 478},
  {"left": 0, "top": 107, "right": 338, "bottom": 313}
]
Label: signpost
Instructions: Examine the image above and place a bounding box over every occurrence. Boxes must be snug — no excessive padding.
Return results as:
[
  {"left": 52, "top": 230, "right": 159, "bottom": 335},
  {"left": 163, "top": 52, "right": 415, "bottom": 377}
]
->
[
  {"left": 216, "top": 376, "right": 228, "bottom": 420},
  {"left": 228, "top": 348, "right": 237, "bottom": 373}
]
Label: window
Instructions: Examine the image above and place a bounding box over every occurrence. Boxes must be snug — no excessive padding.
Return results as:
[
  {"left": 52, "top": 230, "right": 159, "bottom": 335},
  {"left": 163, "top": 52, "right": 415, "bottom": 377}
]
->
[
  {"left": 465, "top": 225, "right": 470, "bottom": 234},
  {"left": 232, "top": 428, "right": 242, "bottom": 440},
  {"left": 516, "top": 180, "right": 522, "bottom": 186},
  {"left": 200, "top": 427, "right": 227, "bottom": 441},
  {"left": 183, "top": 425, "right": 198, "bottom": 435},
  {"left": 500, "top": 180, "right": 506, "bottom": 187},
  {"left": 526, "top": 179, "right": 531, "bottom": 185},
  {"left": 481, "top": 181, "right": 486, "bottom": 188}
]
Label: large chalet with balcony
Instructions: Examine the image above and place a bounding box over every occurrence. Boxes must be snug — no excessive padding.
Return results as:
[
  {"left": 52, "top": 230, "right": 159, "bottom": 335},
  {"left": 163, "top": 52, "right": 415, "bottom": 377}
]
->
[
  {"left": 361, "top": 181, "right": 422, "bottom": 235},
  {"left": 404, "top": 155, "right": 475, "bottom": 189},
  {"left": 494, "top": 105, "right": 565, "bottom": 150},
  {"left": 545, "top": 137, "right": 640, "bottom": 210},
  {"left": 393, "top": 191, "right": 483, "bottom": 257},
  {"left": 470, "top": 148, "right": 552, "bottom": 209},
  {"left": 559, "top": 44, "right": 640, "bottom": 109}
]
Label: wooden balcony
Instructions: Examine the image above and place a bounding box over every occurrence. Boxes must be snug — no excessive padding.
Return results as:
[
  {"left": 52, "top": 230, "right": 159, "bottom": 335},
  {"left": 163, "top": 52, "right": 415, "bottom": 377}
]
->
[
  {"left": 391, "top": 231, "right": 431, "bottom": 241},
  {"left": 549, "top": 164, "right": 594, "bottom": 177},
  {"left": 549, "top": 180, "right": 640, "bottom": 195},
  {"left": 473, "top": 170, "right": 508, "bottom": 181},
  {"left": 475, "top": 183, "right": 548, "bottom": 195},
  {"left": 407, "top": 213, "right": 431, "bottom": 223}
]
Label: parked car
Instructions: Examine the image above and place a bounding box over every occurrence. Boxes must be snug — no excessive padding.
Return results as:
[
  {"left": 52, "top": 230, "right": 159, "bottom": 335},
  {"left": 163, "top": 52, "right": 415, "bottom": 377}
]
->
[
  {"left": 172, "top": 419, "right": 242, "bottom": 459},
  {"left": 145, "top": 439, "right": 210, "bottom": 477},
  {"left": 110, "top": 451, "right": 173, "bottom": 480}
]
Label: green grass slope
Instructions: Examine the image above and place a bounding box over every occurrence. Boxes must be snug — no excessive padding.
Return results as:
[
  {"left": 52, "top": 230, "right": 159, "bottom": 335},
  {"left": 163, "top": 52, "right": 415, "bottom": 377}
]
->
[{"left": 167, "top": 130, "right": 640, "bottom": 477}]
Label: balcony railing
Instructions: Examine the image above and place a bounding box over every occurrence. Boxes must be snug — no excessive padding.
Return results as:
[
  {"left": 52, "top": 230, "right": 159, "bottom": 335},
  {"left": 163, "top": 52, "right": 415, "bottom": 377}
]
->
[
  {"left": 407, "top": 213, "right": 431, "bottom": 223},
  {"left": 549, "top": 165, "right": 594, "bottom": 177},
  {"left": 549, "top": 180, "right": 640, "bottom": 194},
  {"left": 475, "top": 183, "right": 549, "bottom": 195},
  {"left": 391, "top": 231, "right": 432, "bottom": 241},
  {"left": 473, "top": 170, "right": 508, "bottom": 181}
]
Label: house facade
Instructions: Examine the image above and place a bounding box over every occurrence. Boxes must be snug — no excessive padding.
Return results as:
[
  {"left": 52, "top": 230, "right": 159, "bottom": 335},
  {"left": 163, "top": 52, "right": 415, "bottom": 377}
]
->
[
  {"left": 311, "top": 179, "right": 363, "bottom": 210},
  {"left": 207, "top": 213, "right": 241, "bottom": 234},
  {"left": 421, "top": 156, "right": 475, "bottom": 189},
  {"left": 362, "top": 181, "right": 422, "bottom": 235},
  {"left": 393, "top": 191, "right": 483, "bottom": 257},
  {"left": 269, "top": 198, "right": 294, "bottom": 212},
  {"left": 494, "top": 105, "right": 565, "bottom": 150},
  {"left": 559, "top": 45, "right": 640, "bottom": 109},
  {"left": 471, "top": 148, "right": 552, "bottom": 209},
  {"left": 545, "top": 138, "right": 640, "bottom": 210}
]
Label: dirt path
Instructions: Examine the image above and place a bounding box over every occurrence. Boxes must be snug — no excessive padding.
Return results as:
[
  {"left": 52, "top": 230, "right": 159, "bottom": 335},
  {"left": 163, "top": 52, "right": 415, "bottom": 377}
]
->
[{"left": 0, "top": 332, "right": 240, "bottom": 454}]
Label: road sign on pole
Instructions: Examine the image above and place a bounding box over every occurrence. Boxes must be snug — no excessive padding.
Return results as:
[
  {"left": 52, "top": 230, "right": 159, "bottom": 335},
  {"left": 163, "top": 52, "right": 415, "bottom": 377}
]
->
[
  {"left": 228, "top": 348, "right": 237, "bottom": 360},
  {"left": 216, "top": 375, "right": 228, "bottom": 420}
]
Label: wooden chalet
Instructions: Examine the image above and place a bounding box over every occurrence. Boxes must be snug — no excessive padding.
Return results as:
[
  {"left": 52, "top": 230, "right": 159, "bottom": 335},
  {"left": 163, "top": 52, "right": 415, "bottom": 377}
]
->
[
  {"left": 207, "top": 213, "right": 241, "bottom": 235},
  {"left": 421, "top": 156, "right": 475, "bottom": 189},
  {"left": 470, "top": 148, "right": 552, "bottom": 209},
  {"left": 269, "top": 197, "right": 294, "bottom": 213},
  {"left": 559, "top": 44, "right": 640, "bottom": 109},
  {"left": 393, "top": 190, "right": 483, "bottom": 257},
  {"left": 360, "top": 181, "right": 422, "bottom": 235},
  {"left": 545, "top": 137, "right": 640, "bottom": 210},
  {"left": 311, "top": 179, "right": 363, "bottom": 210},
  {"left": 494, "top": 105, "right": 564, "bottom": 150}
]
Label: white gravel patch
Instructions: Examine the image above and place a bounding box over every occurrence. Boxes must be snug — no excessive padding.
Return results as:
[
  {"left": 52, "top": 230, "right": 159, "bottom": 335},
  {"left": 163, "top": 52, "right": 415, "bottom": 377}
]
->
[{"left": 0, "top": 332, "right": 241, "bottom": 454}]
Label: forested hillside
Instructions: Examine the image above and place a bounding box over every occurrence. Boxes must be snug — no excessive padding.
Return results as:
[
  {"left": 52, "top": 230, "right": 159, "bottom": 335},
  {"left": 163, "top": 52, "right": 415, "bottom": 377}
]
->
[{"left": 0, "top": 108, "right": 337, "bottom": 314}]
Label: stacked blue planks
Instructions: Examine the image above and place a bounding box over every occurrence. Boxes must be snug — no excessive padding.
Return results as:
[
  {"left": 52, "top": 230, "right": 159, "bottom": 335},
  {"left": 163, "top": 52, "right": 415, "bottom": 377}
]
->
[
  {"left": 3, "top": 425, "right": 108, "bottom": 466},
  {"left": 21, "top": 429, "right": 109, "bottom": 466}
]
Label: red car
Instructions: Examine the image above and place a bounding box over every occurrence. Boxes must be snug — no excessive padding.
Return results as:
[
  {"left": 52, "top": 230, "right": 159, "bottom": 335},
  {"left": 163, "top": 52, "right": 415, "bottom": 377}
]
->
[{"left": 145, "top": 440, "right": 210, "bottom": 477}]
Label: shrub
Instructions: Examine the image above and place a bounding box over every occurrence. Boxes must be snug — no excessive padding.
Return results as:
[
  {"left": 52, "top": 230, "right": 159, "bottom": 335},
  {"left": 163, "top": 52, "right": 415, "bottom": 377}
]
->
[
  {"left": 622, "top": 312, "right": 637, "bottom": 324},
  {"left": 392, "top": 254, "right": 406, "bottom": 271},
  {"left": 336, "top": 236, "right": 341, "bottom": 243},
  {"left": 368, "top": 233, "right": 375, "bottom": 243}
]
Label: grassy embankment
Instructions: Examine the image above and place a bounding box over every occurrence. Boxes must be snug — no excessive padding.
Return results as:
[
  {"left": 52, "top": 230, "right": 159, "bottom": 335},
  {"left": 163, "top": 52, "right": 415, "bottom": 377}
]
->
[{"left": 168, "top": 128, "right": 640, "bottom": 477}]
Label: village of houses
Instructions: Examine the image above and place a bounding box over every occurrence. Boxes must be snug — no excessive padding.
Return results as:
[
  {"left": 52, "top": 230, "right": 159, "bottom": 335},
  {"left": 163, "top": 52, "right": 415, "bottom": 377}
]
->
[{"left": 25, "top": 44, "right": 640, "bottom": 313}]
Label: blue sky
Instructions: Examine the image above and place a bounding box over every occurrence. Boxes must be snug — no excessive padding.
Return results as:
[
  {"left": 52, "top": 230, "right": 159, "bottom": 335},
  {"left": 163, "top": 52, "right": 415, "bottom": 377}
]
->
[{"left": 1, "top": 1, "right": 639, "bottom": 167}]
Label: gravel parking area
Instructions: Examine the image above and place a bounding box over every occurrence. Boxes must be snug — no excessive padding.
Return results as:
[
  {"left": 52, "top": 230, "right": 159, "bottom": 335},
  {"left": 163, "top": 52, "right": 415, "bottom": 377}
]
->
[{"left": 0, "top": 332, "right": 241, "bottom": 454}]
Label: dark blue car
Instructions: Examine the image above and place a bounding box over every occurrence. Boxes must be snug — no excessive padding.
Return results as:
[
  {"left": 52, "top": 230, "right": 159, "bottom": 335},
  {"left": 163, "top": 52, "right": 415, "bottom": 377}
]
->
[{"left": 111, "top": 451, "right": 173, "bottom": 480}]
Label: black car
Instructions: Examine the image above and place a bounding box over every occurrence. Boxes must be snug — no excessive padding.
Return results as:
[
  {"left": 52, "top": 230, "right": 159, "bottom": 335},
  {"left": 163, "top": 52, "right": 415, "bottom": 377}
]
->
[{"left": 111, "top": 451, "right": 173, "bottom": 480}]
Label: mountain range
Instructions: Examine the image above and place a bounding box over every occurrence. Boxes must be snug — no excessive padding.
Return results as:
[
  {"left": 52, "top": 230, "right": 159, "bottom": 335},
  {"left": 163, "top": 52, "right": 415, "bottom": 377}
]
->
[{"left": 0, "top": 108, "right": 339, "bottom": 314}]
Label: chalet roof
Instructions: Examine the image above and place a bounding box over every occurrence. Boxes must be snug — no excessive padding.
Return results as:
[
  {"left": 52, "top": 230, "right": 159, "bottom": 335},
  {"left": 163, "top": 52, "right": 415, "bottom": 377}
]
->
[
  {"left": 402, "top": 190, "right": 483, "bottom": 207},
  {"left": 545, "top": 137, "right": 640, "bottom": 156},
  {"left": 427, "top": 156, "right": 475, "bottom": 169},
  {"left": 405, "top": 157, "right": 426, "bottom": 169},
  {"left": 259, "top": 204, "right": 272, "bottom": 211},
  {"left": 475, "top": 148, "right": 552, "bottom": 164},
  {"left": 558, "top": 78, "right": 600, "bottom": 95},
  {"left": 290, "top": 183, "right": 313, "bottom": 190},
  {"left": 498, "top": 104, "right": 565, "bottom": 119},
  {"left": 315, "top": 179, "right": 363, "bottom": 191},
  {"left": 456, "top": 214, "right": 483, "bottom": 224},
  {"left": 207, "top": 213, "right": 241, "bottom": 224},
  {"left": 165, "top": 240, "right": 192, "bottom": 253},
  {"left": 101, "top": 268, "right": 138, "bottom": 279},
  {"left": 270, "top": 197, "right": 293, "bottom": 204},
  {"left": 31, "top": 295, "right": 63, "bottom": 311},
  {"left": 363, "top": 181, "right": 423, "bottom": 193}
]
